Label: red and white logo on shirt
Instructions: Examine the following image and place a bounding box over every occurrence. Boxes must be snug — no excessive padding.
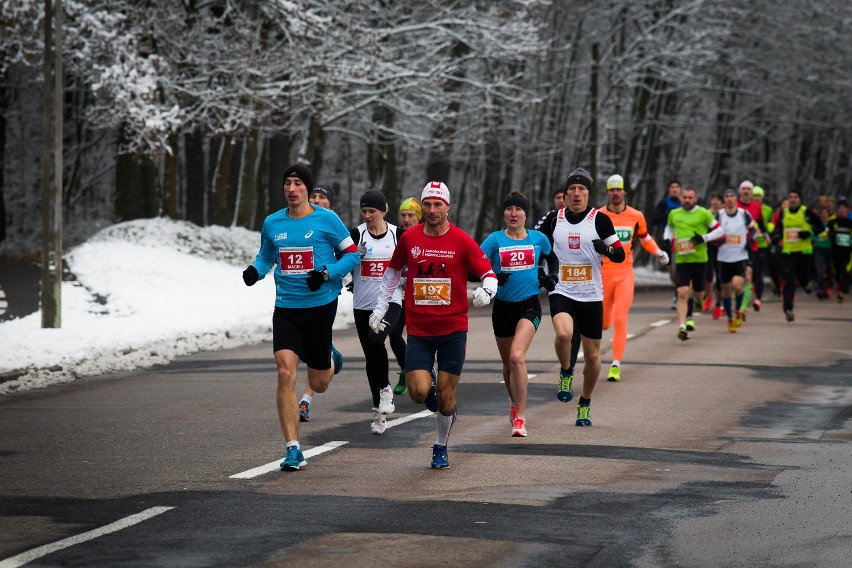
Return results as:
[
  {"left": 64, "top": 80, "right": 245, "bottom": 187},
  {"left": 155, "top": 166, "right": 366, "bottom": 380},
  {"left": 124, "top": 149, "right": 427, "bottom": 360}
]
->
[{"left": 568, "top": 235, "right": 581, "bottom": 249}]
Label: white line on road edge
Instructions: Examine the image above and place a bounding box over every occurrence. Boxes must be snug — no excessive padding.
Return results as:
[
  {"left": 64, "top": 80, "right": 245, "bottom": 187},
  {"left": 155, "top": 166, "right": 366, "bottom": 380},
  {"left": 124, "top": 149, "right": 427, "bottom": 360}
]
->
[
  {"left": 230, "top": 441, "right": 348, "bottom": 479},
  {"left": 649, "top": 319, "right": 671, "bottom": 327},
  {"left": 0, "top": 507, "right": 174, "bottom": 568}
]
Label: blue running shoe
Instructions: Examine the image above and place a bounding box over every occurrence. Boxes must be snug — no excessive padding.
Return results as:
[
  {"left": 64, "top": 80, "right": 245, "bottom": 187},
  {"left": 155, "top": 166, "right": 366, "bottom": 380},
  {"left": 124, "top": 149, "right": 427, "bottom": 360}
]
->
[
  {"left": 299, "top": 400, "right": 310, "bottom": 422},
  {"left": 557, "top": 370, "right": 574, "bottom": 402},
  {"left": 576, "top": 404, "right": 592, "bottom": 427},
  {"left": 424, "top": 369, "right": 439, "bottom": 412},
  {"left": 331, "top": 343, "right": 343, "bottom": 375},
  {"left": 280, "top": 446, "right": 307, "bottom": 471},
  {"left": 431, "top": 444, "right": 449, "bottom": 469}
]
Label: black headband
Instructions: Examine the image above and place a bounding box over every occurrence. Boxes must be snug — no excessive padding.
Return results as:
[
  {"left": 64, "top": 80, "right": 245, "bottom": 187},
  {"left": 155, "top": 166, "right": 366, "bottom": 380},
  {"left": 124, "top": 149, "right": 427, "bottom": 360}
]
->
[{"left": 502, "top": 194, "right": 529, "bottom": 215}]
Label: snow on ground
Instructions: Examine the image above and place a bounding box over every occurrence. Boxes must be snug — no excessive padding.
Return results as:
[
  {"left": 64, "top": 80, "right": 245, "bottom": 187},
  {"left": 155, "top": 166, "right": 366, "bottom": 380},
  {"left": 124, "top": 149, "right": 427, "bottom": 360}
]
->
[{"left": 0, "top": 218, "right": 669, "bottom": 395}]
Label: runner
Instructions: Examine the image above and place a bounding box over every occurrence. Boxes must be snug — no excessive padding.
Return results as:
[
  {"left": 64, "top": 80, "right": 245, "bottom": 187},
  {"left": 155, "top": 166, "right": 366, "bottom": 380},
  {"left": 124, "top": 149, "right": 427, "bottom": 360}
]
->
[
  {"left": 705, "top": 193, "right": 724, "bottom": 319},
  {"left": 663, "top": 186, "right": 723, "bottom": 340},
  {"left": 653, "top": 181, "right": 683, "bottom": 310},
  {"left": 771, "top": 189, "right": 824, "bottom": 321},
  {"left": 349, "top": 189, "right": 405, "bottom": 434},
  {"left": 538, "top": 167, "right": 625, "bottom": 427},
  {"left": 369, "top": 181, "right": 497, "bottom": 468},
  {"left": 737, "top": 180, "right": 770, "bottom": 313},
  {"left": 751, "top": 186, "right": 775, "bottom": 311},
  {"left": 598, "top": 174, "right": 669, "bottom": 381},
  {"left": 389, "top": 197, "right": 422, "bottom": 395},
  {"left": 480, "top": 191, "right": 554, "bottom": 437},
  {"left": 827, "top": 197, "right": 852, "bottom": 303},
  {"left": 715, "top": 188, "right": 755, "bottom": 332},
  {"left": 242, "top": 164, "right": 359, "bottom": 470},
  {"left": 533, "top": 186, "right": 566, "bottom": 230},
  {"left": 298, "top": 183, "right": 337, "bottom": 422}
]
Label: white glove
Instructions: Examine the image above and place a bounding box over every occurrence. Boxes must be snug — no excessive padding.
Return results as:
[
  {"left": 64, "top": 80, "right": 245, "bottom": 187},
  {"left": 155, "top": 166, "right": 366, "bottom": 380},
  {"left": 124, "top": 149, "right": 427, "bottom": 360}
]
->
[
  {"left": 472, "top": 287, "right": 494, "bottom": 308},
  {"left": 369, "top": 310, "right": 387, "bottom": 334},
  {"left": 655, "top": 249, "right": 670, "bottom": 266}
]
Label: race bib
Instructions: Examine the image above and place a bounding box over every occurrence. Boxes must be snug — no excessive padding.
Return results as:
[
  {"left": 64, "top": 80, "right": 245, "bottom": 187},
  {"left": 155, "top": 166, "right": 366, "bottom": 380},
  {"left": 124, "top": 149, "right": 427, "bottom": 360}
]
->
[
  {"left": 836, "top": 233, "right": 851, "bottom": 247},
  {"left": 279, "top": 246, "right": 314, "bottom": 275},
  {"left": 724, "top": 234, "right": 742, "bottom": 245},
  {"left": 560, "top": 263, "right": 592, "bottom": 283},
  {"left": 360, "top": 256, "right": 390, "bottom": 280},
  {"left": 412, "top": 278, "right": 451, "bottom": 305},
  {"left": 614, "top": 226, "right": 633, "bottom": 243},
  {"left": 785, "top": 228, "right": 802, "bottom": 242},
  {"left": 499, "top": 245, "right": 536, "bottom": 272},
  {"left": 675, "top": 238, "right": 696, "bottom": 255}
]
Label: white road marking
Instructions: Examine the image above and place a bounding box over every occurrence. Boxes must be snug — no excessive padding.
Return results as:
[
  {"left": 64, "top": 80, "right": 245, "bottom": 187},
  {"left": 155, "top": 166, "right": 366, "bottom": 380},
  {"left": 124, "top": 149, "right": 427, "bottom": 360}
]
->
[
  {"left": 649, "top": 319, "right": 671, "bottom": 327},
  {"left": 0, "top": 507, "right": 174, "bottom": 568},
  {"left": 230, "top": 409, "right": 436, "bottom": 479},
  {"left": 230, "top": 441, "right": 348, "bottom": 479}
]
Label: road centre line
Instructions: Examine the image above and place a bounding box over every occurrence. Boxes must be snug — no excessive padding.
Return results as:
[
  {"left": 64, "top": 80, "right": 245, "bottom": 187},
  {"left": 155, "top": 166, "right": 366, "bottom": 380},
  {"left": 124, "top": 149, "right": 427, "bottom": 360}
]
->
[
  {"left": 230, "top": 409, "right": 435, "bottom": 479},
  {"left": 0, "top": 507, "right": 174, "bottom": 568}
]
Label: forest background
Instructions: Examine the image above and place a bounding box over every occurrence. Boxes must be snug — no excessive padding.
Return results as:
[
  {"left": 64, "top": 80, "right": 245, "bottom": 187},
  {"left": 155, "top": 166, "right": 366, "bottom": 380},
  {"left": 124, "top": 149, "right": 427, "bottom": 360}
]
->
[{"left": 2, "top": 0, "right": 850, "bottom": 255}]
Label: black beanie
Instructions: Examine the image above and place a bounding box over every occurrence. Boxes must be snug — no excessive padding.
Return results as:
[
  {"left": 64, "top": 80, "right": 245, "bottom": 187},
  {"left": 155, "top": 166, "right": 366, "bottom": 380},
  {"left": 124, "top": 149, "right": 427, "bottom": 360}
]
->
[
  {"left": 359, "top": 188, "right": 388, "bottom": 212},
  {"left": 311, "top": 184, "right": 333, "bottom": 206},
  {"left": 564, "top": 167, "right": 593, "bottom": 193},
  {"left": 283, "top": 163, "right": 314, "bottom": 193}
]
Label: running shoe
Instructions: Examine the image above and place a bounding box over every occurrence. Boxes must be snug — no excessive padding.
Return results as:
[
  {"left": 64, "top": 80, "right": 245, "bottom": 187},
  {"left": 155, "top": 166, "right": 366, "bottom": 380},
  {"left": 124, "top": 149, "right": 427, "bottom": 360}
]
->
[
  {"left": 510, "top": 404, "right": 518, "bottom": 425},
  {"left": 370, "top": 408, "right": 386, "bottom": 435},
  {"left": 677, "top": 327, "right": 689, "bottom": 341},
  {"left": 712, "top": 305, "right": 722, "bottom": 320},
  {"left": 331, "top": 343, "right": 344, "bottom": 375},
  {"left": 607, "top": 365, "right": 621, "bottom": 382},
  {"left": 753, "top": 299, "right": 762, "bottom": 312},
  {"left": 703, "top": 295, "right": 712, "bottom": 311},
  {"left": 785, "top": 309, "right": 795, "bottom": 322},
  {"left": 299, "top": 400, "right": 311, "bottom": 422},
  {"left": 511, "top": 417, "right": 528, "bottom": 437},
  {"left": 685, "top": 319, "right": 696, "bottom": 331},
  {"left": 431, "top": 444, "right": 449, "bottom": 469},
  {"left": 280, "top": 446, "right": 307, "bottom": 471},
  {"left": 393, "top": 371, "right": 407, "bottom": 395},
  {"left": 424, "top": 370, "right": 439, "bottom": 412},
  {"left": 727, "top": 318, "right": 738, "bottom": 333},
  {"left": 734, "top": 310, "right": 744, "bottom": 328},
  {"left": 557, "top": 370, "right": 574, "bottom": 402},
  {"left": 378, "top": 385, "right": 395, "bottom": 415},
  {"left": 576, "top": 404, "right": 592, "bottom": 427}
]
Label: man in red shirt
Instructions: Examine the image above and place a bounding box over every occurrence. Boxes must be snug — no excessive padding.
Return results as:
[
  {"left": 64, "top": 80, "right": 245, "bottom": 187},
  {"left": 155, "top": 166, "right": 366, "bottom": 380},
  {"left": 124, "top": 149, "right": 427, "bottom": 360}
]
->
[{"left": 370, "top": 181, "right": 497, "bottom": 469}]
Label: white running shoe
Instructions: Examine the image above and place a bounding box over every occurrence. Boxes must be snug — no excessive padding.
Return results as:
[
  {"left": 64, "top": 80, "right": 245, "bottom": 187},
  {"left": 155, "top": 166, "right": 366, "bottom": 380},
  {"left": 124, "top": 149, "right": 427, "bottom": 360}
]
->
[
  {"left": 371, "top": 408, "right": 386, "bottom": 435},
  {"left": 378, "top": 385, "right": 395, "bottom": 415}
]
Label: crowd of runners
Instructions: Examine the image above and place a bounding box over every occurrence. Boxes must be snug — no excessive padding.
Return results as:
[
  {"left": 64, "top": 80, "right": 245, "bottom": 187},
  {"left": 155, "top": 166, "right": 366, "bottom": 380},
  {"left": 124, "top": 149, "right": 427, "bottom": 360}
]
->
[{"left": 243, "top": 164, "right": 852, "bottom": 471}]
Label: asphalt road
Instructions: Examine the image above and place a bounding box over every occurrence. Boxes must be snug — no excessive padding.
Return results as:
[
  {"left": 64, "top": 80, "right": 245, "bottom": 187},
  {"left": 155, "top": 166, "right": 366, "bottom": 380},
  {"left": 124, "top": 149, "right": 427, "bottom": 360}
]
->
[{"left": 1, "top": 290, "right": 850, "bottom": 567}]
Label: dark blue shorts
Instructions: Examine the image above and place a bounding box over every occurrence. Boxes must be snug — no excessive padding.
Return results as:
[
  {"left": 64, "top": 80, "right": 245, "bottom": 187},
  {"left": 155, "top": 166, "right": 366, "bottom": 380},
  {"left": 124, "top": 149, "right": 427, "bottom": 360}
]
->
[{"left": 406, "top": 331, "right": 467, "bottom": 376}]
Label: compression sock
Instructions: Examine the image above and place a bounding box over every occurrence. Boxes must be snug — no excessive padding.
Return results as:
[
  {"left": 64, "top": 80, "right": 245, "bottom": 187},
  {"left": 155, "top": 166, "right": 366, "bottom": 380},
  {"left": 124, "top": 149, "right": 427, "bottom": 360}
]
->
[
  {"left": 687, "top": 298, "right": 694, "bottom": 317},
  {"left": 741, "top": 283, "right": 752, "bottom": 309},
  {"left": 735, "top": 293, "right": 744, "bottom": 312},
  {"left": 435, "top": 408, "right": 457, "bottom": 447},
  {"left": 723, "top": 297, "right": 732, "bottom": 319}
]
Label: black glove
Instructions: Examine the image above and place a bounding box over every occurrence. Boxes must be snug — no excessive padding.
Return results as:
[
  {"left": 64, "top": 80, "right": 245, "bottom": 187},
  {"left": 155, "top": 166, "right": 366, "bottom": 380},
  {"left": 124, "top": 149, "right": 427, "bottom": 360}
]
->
[
  {"left": 497, "top": 272, "right": 511, "bottom": 286},
  {"left": 797, "top": 230, "right": 810, "bottom": 240},
  {"left": 592, "top": 239, "right": 613, "bottom": 256},
  {"left": 242, "top": 265, "right": 259, "bottom": 286},
  {"left": 306, "top": 269, "right": 327, "bottom": 291},
  {"left": 538, "top": 273, "right": 558, "bottom": 291},
  {"left": 771, "top": 233, "right": 782, "bottom": 247},
  {"left": 661, "top": 239, "right": 671, "bottom": 252},
  {"left": 689, "top": 233, "right": 704, "bottom": 246}
]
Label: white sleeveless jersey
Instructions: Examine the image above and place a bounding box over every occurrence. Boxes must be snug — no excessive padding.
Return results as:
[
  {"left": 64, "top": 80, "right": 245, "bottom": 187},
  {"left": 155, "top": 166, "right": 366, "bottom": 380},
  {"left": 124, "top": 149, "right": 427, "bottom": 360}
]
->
[
  {"left": 716, "top": 209, "right": 751, "bottom": 263},
  {"left": 551, "top": 208, "right": 605, "bottom": 302},
  {"left": 352, "top": 222, "right": 403, "bottom": 310}
]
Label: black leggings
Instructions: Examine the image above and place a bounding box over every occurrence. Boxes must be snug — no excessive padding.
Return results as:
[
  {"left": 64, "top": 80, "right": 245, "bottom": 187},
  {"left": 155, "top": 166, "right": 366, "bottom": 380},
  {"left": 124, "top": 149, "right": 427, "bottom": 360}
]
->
[
  {"left": 780, "top": 252, "right": 813, "bottom": 312},
  {"left": 354, "top": 309, "right": 391, "bottom": 407},
  {"left": 388, "top": 306, "right": 406, "bottom": 371}
]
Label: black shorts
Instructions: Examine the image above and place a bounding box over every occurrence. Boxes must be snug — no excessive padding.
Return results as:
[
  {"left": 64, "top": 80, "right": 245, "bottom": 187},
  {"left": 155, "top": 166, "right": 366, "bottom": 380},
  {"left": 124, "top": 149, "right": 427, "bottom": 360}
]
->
[
  {"left": 272, "top": 300, "right": 337, "bottom": 370},
  {"left": 492, "top": 296, "right": 542, "bottom": 338},
  {"left": 675, "top": 263, "right": 706, "bottom": 291},
  {"left": 548, "top": 293, "right": 603, "bottom": 340},
  {"left": 718, "top": 260, "right": 747, "bottom": 284}
]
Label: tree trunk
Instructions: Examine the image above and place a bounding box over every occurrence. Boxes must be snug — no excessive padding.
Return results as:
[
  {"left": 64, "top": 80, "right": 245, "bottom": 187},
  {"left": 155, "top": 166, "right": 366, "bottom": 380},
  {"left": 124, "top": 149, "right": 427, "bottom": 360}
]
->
[
  {"left": 162, "top": 132, "right": 179, "bottom": 218},
  {"left": 184, "top": 128, "right": 206, "bottom": 225},
  {"left": 211, "top": 135, "right": 235, "bottom": 226}
]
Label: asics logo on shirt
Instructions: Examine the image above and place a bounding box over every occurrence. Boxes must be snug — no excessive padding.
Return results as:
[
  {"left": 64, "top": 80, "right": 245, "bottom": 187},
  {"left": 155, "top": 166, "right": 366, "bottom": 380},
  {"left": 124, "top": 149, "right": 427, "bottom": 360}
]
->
[
  {"left": 274, "top": 233, "right": 287, "bottom": 240},
  {"left": 304, "top": 230, "right": 314, "bottom": 238}
]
